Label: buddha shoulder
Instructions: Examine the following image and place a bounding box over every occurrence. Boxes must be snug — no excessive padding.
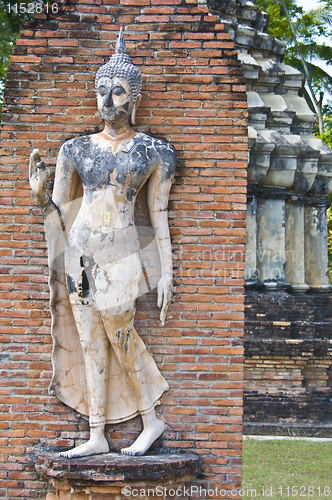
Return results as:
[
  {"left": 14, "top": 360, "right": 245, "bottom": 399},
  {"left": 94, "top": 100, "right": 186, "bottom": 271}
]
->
[
  {"left": 134, "top": 134, "right": 177, "bottom": 179},
  {"left": 59, "top": 135, "right": 96, "bottom": 163}
]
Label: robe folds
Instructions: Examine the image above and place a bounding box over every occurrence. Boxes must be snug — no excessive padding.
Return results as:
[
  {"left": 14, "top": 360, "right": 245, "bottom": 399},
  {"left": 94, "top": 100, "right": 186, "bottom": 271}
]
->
[{"left": 42, "top": 133, "right": 175, "bottom": 423}]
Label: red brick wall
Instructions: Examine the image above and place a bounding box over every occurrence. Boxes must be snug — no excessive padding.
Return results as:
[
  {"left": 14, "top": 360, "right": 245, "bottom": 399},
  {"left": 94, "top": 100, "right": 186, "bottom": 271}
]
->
[{"left": 0, "top": 0, "right": 247, "bottom": 497}]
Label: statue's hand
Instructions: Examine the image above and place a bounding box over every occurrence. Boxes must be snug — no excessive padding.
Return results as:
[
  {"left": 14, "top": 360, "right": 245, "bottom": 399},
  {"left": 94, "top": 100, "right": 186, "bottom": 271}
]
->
[
  {"left": 157, "top": 273, "right": 173, "bottom": 326},
  {"left": 29, "top": 149, "right": 49, "bottom": 208}
]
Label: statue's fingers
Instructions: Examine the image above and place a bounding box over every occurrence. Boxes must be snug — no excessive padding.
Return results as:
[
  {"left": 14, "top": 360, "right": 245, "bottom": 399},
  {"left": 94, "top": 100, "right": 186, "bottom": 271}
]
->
[
  {"left": 160, "top": 308, "right": 166, "bottom": 326},
  {"left": 36, "top": 160, "right": 46, "bottom": 171},
  {"left": 157, "top": 282, "right": 163, "bottom": 308},
  {"left": 160, "top": 306, "right": 169, "bottom": 325},
  {"left": 38, "top": 169, "right": 48, "bottom": 187},
  {"left": 160, "top": 294, "right": 171, "bottom": 325},
  {"left": 160, "top": 296, "right": 166, "bottom": 322},
  {"left": 29, "top": 149, "right": 40, "bottom": 178},
  {"left": 165, "top": 298, "right": 171, "bottom": 319}
]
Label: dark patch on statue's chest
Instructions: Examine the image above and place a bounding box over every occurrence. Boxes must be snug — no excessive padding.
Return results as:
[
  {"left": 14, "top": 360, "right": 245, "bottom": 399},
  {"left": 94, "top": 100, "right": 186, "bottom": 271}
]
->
[{"left": 75, "top": 148, "right": 149, "bottom": 194}]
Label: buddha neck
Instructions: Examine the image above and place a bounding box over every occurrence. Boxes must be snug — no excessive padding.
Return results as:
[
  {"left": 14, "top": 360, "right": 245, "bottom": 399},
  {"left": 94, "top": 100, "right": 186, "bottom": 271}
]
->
[{"left": 99, "top": 124, "right": 136, "bottom": 154}]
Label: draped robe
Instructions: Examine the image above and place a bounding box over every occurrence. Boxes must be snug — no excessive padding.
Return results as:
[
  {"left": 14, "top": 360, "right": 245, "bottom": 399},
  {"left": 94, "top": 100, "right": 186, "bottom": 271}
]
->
[{"left": 43, "top": 133, "right": 176, "bottom": 423}]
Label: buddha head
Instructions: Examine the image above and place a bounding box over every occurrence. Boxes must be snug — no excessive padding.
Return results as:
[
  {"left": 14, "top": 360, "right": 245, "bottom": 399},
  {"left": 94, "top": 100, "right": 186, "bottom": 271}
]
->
[{"left": 95, "top": 28, "right": 142, "bottom": 125}]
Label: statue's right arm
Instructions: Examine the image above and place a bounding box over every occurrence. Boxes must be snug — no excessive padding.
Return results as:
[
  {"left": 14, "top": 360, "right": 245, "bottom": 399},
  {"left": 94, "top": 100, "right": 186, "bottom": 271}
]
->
[
  {"left": 29, "top": 149, "right": 50, "bottom": 209},
  {"left": 29, "top": 145, "right": 82, "bottom": 228}
]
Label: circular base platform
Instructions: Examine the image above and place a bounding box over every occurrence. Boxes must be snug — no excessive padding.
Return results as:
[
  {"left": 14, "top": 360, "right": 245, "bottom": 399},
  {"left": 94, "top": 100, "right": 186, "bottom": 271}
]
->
[{"left": 36, "top": 451, "right": 200, "bottom": 483}]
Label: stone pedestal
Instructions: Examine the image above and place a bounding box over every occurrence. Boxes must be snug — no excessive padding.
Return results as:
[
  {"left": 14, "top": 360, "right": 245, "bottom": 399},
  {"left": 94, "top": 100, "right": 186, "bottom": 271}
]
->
[{"left": 36, "top": 452, "right": 200, "bottom": 500}]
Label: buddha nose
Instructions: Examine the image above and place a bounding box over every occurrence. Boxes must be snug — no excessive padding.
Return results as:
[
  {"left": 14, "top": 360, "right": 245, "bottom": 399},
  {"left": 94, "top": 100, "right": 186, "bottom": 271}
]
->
[{"left": 105, "top": 92, "right": 113, "bottom": 108}]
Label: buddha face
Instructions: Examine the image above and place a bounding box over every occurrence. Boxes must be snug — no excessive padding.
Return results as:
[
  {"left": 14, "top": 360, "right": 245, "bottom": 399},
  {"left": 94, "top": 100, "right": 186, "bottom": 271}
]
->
[{"left": 96, "top": 76, "right": 133, "bottom": 124}]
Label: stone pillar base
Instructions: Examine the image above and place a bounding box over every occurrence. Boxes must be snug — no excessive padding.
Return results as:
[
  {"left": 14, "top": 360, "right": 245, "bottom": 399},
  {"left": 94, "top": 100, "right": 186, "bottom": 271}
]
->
[{"left": 37, "top": 452, "right": 200, "bottom": 500}]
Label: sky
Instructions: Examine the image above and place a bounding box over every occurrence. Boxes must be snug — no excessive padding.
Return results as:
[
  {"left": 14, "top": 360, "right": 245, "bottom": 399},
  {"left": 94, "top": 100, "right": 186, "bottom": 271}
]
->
[{"left": 297, "top": 0, "right": 320, "bottom": 9}]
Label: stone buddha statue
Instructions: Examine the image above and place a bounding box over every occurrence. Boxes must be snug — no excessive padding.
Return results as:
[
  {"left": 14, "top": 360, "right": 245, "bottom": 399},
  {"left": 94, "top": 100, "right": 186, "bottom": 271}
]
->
[{"left": 29, "top": 29, "right": 176, "bottom": 458}]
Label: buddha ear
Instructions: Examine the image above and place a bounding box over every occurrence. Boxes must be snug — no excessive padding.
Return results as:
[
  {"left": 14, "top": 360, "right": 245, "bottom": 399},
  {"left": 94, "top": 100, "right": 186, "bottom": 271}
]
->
[{"left": 131, "top": 94, "right": 142, "bottom": 125}]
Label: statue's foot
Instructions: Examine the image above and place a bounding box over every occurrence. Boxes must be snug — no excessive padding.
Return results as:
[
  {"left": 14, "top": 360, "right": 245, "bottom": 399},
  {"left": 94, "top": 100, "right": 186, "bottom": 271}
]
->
[
  {"left": 121, "top": 419, "right": 164, "bottom": 457},
  {"left": 59, "top": 435, "right": 109, "bottom": 459}
]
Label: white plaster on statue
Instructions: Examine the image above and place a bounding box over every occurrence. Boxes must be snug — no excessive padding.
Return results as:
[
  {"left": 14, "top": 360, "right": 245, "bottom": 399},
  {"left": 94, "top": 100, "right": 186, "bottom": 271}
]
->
[{"left": 29, "top": 29, "right": 176, "bottom": 459}]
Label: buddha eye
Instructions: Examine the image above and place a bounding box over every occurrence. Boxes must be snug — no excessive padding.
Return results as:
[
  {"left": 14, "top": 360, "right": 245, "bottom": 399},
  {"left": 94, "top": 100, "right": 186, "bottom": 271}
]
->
[
  {"left": 98, "top": 86, "right": 107, "bottom": 96},
  {"left": 112, "top": 86, "right": 125, "bottom": 96}
]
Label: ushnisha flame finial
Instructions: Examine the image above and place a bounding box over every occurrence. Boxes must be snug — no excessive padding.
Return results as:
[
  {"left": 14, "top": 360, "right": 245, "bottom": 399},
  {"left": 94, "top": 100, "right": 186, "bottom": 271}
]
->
[
  {"left": 115, "top": 27, "right": 127, "bottom": 54},
  {"left": 95, "top": 28, "right": 142, "bottom": 104}
]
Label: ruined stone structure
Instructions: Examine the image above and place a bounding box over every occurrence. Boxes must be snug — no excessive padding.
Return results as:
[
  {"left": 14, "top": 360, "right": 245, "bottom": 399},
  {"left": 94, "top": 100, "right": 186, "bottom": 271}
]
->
[{"left": 208, "top": 0, "right": 332, "bottom": 435}]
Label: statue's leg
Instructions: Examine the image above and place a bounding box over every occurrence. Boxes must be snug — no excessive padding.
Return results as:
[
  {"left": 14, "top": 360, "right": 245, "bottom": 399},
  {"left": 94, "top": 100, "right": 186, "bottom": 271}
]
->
[
  {"left": 100, "top": 306, "right": 164, "bottom": 456},
  {"left": 59, "top": 303, "right": 110, "bottom": 458}
]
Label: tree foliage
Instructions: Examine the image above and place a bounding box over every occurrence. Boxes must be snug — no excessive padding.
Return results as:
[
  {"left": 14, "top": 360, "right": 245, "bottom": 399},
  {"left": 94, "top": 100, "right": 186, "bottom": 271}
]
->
[
  {"left": 0, "top": 0, "right": 37, "bottom": 117},
  {"left": 255, "top": 0, "right": 332, "bottom": 134},
  {"left": 315, "top": 102, "right": 332, "bottom": 147}
]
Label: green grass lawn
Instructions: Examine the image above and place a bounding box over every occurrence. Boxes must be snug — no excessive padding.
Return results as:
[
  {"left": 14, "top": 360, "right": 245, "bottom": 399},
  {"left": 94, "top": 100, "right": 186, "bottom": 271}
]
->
[{"left": 242, "top": 439, "right": 332, "bottom": 500}]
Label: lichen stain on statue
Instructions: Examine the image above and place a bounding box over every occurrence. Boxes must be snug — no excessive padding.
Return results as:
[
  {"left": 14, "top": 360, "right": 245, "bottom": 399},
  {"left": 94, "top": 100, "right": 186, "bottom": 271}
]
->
[{"left": 29, "top": 29, "right": 176, "bottom": 458}]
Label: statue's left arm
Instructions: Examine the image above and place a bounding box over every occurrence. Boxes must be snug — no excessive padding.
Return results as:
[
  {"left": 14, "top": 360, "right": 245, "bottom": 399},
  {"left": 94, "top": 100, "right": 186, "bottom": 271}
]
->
[{"left": 147, "top": 144, "right": 177, "bottom": 325}]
